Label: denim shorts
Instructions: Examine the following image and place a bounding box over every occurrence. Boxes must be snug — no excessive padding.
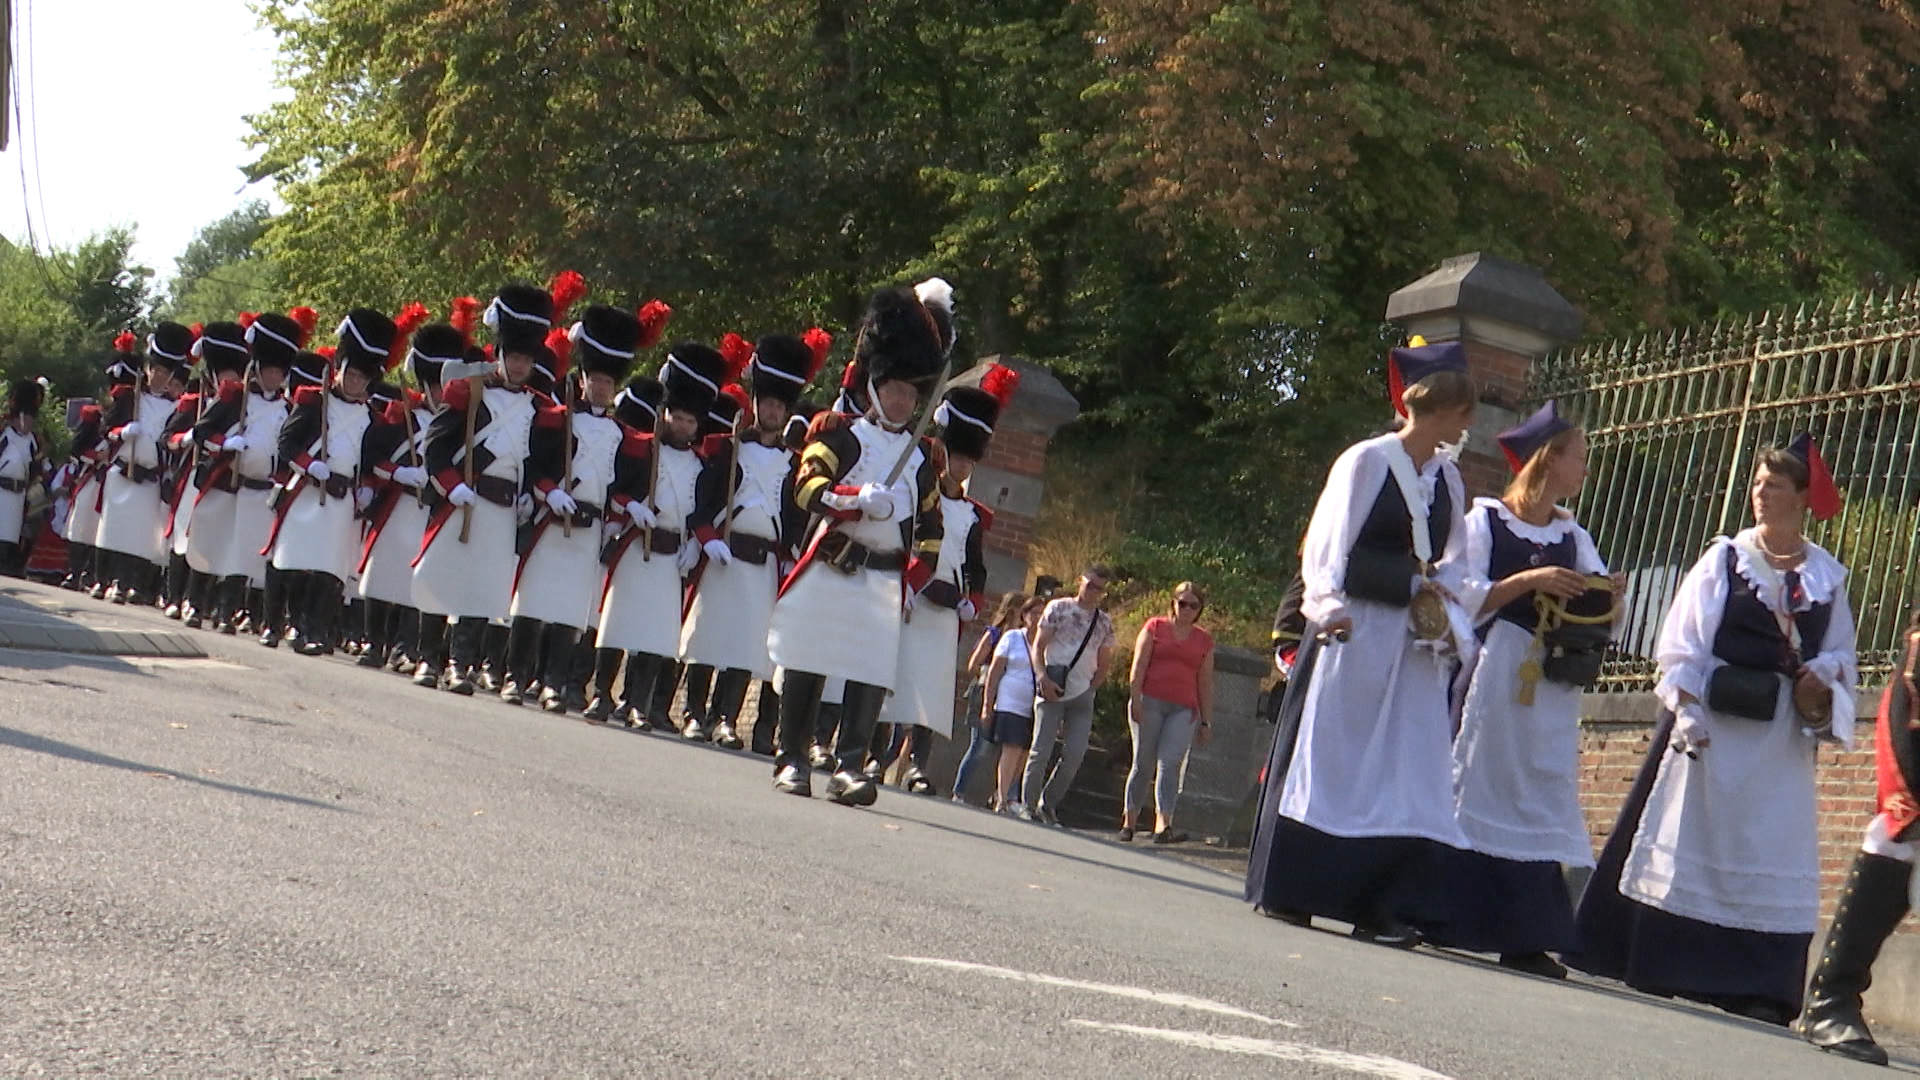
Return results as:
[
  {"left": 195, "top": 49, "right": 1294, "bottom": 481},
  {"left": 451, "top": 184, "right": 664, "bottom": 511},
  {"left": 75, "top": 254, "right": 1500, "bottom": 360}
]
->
[{"left": 990, "top": 709, "right": 1035, "bottom": 748}]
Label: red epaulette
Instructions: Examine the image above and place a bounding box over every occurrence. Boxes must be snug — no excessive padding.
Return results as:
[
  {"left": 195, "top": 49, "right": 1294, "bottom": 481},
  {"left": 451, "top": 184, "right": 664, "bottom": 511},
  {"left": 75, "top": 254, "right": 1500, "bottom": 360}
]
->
[
  {"left": 292, "top": 385, "right": 325, "bottom": 408},
  {"left": 79, "top": 404, "right": 102, "bottom": 424},
  {"left": 806, "top": 411, "right": 849, "bottom": 441},
  {"left": 171, "top": 393, "right": 200, "bottom": 414},
  {"left": 217, "top": 380, "right": 246, "bottom": 407},
  {"left": 532, "top": 401, "right": 568, "bottom": 430},
  {"left": 405, "top": 388, "right": 427, "bottom": 410},
  {"left": 619, "top": 428, "right": 656, "bottom": 457},
  {"left": 441, "top": 378, "right": 474, "bottom": 413},
  {"left": 696, "top": 432, "right": 733, "bottom": 458},
  {"left": 382, "top": 398, "right": 410, "bottom": 425},
  {"left": 108, "top": 384, "right": 134, "bottom": 402}
]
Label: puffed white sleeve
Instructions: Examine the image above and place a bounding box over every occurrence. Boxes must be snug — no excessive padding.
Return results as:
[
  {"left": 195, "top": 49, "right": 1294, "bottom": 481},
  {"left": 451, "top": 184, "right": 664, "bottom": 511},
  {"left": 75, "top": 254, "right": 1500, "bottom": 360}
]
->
[
  {"left": 1431, "top": 463, "right": 1486, "bottom": 618},
  {"left": 1803, "top": 575, "right": 1859, "bottom": 750},
  {"left": 1461, "top": 506, "right": 1496, "bottom": 625},
  {"left": 1299, "top": 441, "right": 1388, "bottom": 626},
  {"left": 1653, "top": 539, "right": 1731, "bottom": 715},
  {"left": 1572, "top": 522, "right": 1609, "bottom": 575}
]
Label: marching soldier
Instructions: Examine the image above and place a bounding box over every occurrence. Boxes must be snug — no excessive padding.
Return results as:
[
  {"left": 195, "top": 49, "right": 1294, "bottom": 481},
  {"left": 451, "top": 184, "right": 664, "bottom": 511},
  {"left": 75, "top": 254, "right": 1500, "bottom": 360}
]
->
[
  {"left": 96, "top": 322, "right": 194, "bottom": 605},
  {"left": 503, "top": 302, "right": 648, "bottom": 708},
  {"left": 876, "top": 367, "right": 1016, "bottom": 791},
  {"left": 585, "top": 342, "right": 728, "bottom": 727},
  {"left": 413, "top": 283, "right": 554, "bottom": 695},
  {"left": 164, "top": 321, "right": 251, "bottom": 625},
  {"left": 766, "top": 279, "right": 954, "bottom": 805},
  {"left": 678, "top": 329, "right": 828, "bottom": 748},
  {"left": 64, "top": 338, "right": 137, "bottom": 593},
  {"left": 359, "top": 302, "right": 476, "bottom": 671},
  {"left": 265, "top": 309, "right": 399, "bottom": 655},
  {"left": 0, "top": 377, "right": 48, "bottom": 574}
]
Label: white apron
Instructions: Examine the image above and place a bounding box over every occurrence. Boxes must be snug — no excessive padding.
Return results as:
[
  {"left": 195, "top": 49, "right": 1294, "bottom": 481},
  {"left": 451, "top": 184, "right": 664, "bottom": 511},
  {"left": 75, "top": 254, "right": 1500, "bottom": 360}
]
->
[
  {"left": 879, "top": 496, "right": 975, "bottom": 735},
  {"left": 65, "top": 466, "right": 105, "bottom": 547},
  {"left": 766, "top": 419, "right": 918, "bottom": 691},
  {"left": 411, "top": 386, "right": 537, "bottom": 619},
  {"left": 598, "top": 443, "right": 700, "bottom": 655},
  {"left": 95, "top": 392, "right": 175, "bottom": 562},
  {"left": 209, "top": 391, "right": 289, "bottom": 585},
  {"left": 183, "top": 483, "right": 231, "bottom": 573},
  {"left": 0, "top": 427, "right": 34, "bottom": 545},
  {"left": 359, "top": 496, "right": 430, "bottom": 605},
  {"left": 1619, "top": 534, "right": 1856, "bottom": 934},
  {"left": 512, "top": 410, "right": 622, "bottom": 630},
  {"left": 679, "top": 440, "right": 790, "bottom": 677},
  {"left": 271, "top": 394, "right": 372, "bottom": 583}
]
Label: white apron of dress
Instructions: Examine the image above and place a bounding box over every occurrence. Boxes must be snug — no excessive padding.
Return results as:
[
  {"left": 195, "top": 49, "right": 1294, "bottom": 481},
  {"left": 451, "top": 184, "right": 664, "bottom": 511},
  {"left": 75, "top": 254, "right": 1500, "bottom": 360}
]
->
[
  {"left": 1619, "top": 534, "right": 1856, "bottom": 934},
  {"left": 411, "top": 386, "right": 537, "bottom": 620},
  {"left": 271, "top": 393, "right": 372, "bottom": 582},
  {"left": 766, "top": 418, "right": 919, "bottom": 691},
  {"left": 598, "top": 442, "right": 700, "bottom": 655},
  {"left": 96, "top": 392, "right": 175, "bottom": 562},
  {"left": 878, "top": 495, "right": 975, "bottom": 735},
  {"left": 513, "top": 410, "right": 623, "bottom": 630},
  {"left": 679, "top": 439, "right": 790, "bottom": 677},
  {"left": 1451, "top": 499, "right": 1606, "bottom": 867}
]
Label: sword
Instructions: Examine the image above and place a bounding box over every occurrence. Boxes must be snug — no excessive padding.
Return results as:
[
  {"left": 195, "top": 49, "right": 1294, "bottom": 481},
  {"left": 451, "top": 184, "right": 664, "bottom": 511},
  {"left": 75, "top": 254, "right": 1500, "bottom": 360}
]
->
[{"left": 882, "top": 356, "right": 953, "bottom": 488}]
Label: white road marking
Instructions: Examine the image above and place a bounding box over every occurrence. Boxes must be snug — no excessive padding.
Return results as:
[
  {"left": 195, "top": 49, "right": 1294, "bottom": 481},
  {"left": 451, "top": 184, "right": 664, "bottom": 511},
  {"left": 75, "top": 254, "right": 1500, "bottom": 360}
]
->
[
  {"left": 1071, "top": 1020, "right": 1454, "bottom": 1080},
  {"left": 889, "top": 956, "right": 1297, "bottom": 1027}
]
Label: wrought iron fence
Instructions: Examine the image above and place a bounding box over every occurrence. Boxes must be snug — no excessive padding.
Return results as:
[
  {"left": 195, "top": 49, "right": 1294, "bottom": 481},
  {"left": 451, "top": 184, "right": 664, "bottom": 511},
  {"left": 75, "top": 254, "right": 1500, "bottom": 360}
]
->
[{"left": 1533, "top": 288, "right": 1920, "bottom": 691}]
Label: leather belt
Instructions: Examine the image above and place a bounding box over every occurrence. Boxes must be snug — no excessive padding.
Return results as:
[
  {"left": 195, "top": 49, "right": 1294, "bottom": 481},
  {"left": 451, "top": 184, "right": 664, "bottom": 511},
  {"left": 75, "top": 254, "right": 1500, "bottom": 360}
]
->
[
  {"left": 0, "top": 476, "right": 26, "bottom": 494},
  {"left": 557, "top": 501, "right": 604, "bottom": 529},
  {"left": 816, "top": 530, "right": 906, "bottom": 574},
  {"left": 322, "top": 474, "right": 353, "bottom": 500},
  {"left": 727, "top": 531, "right": 774, "bottom": 565},
  {"left": 239, "top": 476, "right": 276, "bottom": 491},
  {"left": 920, "top": 579, "right": 962, "bottom": 609},
  {"left": 117, "top": 461, "right": 164, "bottom": 484},
  {"left": 474, "top": 475, "right": 519, "bottom": 507},
  {"left": 648, "top": 527, "right": 683, "bottom": 556}
]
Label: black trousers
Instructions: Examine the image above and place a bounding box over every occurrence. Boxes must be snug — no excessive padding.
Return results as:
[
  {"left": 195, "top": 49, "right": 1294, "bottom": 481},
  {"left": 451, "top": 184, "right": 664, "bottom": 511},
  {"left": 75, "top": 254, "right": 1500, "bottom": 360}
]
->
[
  {"left": 621, "top": 651, "right": 672, "bottom": 719},
  {"left": 416, "top": 614, "right": 450, "bottom": 672},
  {"left": 66, "top": 540, "right": 92, "bottom": 585},
  {"left": 449, "top": 617, "right": 488, "bottom": 671},
  {"left": 218, "top": 574, "right": 249, "bottom": 625},
  {"left": 164, "top": 552, "right": 190, "bottom": 607}
]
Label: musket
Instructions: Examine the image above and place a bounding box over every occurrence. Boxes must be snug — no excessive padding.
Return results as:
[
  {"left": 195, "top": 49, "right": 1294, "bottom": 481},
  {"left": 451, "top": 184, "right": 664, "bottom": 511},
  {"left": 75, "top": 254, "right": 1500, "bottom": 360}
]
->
[
  {"left": 720, "top": 413, "right": 742, "bottom": 544},
  {"left": 457, "top": 363, "right": 485, "bottom": 543},
  {"left": 403, "top": 386, "right": 425, "bottom": 511},
  {"left": 316, "top": 355, "right": 333, "bottom": 507},
  {"left": 643, "top": 416, "right": 659, "bottom": 562},
  {"left": 560, "top": 372, "right": 575, "bottom": 539}
]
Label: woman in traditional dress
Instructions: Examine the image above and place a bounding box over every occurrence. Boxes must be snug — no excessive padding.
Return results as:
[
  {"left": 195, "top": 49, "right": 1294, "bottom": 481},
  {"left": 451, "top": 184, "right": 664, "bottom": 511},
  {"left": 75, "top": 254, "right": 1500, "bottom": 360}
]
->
[
  {"left": 1429, "top": 402, "right": 1618, "bottom": 977},
  {"left": 1244, "top": 340, "right": 1481, "bottom": 948},
  {"left": 1565, "top": 436, "right": 1855, "bottom": 1025}
]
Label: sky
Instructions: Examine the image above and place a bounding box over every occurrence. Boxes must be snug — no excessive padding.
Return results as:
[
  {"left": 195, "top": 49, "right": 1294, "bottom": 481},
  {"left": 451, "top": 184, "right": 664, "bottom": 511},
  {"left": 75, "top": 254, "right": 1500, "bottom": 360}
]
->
[{"left": 0, "top": 0, "right": 288, "bottom": 287}]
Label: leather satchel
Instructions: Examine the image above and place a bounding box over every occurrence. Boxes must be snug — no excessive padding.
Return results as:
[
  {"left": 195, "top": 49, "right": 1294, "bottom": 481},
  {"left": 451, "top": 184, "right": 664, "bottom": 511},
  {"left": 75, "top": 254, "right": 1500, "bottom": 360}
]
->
[
  {"left": 1344, "top": 550, "right": 1416, "bottom": 607},
  {"left": 1707, "top": 664, "right": 1780, "bottom": 721}
]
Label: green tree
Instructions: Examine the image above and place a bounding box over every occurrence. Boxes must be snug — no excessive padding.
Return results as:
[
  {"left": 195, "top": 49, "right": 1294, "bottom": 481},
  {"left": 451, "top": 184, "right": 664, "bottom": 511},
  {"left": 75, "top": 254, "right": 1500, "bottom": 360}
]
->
[{"left": 164, "top": 200, "right": 286, "bottom": 323}]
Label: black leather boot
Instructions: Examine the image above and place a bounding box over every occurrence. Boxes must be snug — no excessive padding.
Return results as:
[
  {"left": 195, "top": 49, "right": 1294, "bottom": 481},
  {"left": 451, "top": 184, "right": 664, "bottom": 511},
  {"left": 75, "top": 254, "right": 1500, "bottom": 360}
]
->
[
  {"left": 680, "top": 663, "right": 715, "bottom": 740},
  {"left": 582, "top": 648, "right": 622, "bottom": 722},
  {"left": 445, "top": 617, "right": 486, "bottom": 694},
  {"left": 500, "top": 617, "right": 543, "bottom": 704},
  {"left": 826, "top": 681, "right": 887, "bottom": 807},
  {"left": 774, "top": 672, "right": 823, "bottom": 796},
  {"left": 750, "top": 680, "right": 779, "bottom": 757},
  {"left": 619, "top": 652, "right": 665, "bottom": 730},
  {"left": 538, "top": 624, "right": 579, "bottom": 713},
  {"left": 1797, "top": 850, "right": 1912, "bottom": 1066}
]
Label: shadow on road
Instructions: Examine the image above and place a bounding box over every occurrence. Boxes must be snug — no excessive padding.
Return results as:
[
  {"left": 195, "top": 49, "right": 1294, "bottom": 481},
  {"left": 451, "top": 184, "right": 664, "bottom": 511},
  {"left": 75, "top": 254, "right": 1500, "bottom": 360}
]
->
[{"left": 0, "top": 725, "right": 348, "bottom": 812}]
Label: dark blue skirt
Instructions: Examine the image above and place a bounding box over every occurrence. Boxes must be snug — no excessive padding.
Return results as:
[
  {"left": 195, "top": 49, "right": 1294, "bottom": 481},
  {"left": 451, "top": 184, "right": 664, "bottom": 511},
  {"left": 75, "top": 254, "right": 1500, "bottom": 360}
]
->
[
  {"left": 1421, "top": 847, "right": 1577, "bottom": 955},
  {"left": 1251, "top": 814, "right": 1448, "bottom": 927},
  {"left": 1562, "top": 709, "right": 1810, "bottom": 1017}
]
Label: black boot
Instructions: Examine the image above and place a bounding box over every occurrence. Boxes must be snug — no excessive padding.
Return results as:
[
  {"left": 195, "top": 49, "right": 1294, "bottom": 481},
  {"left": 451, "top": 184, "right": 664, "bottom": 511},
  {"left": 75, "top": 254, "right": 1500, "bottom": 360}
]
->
[
  {"left": 359, "top": 598, "right": 392, "bottom": 667},
  {"left": 413, "top": 614, "right": 449, "bottom": 687},
  {"left": 680, "top": 663, "right": 715, "bottom": 741},
  {"left": 773, "top": 671, "right": 824, "bottom": 797},
  {"left": 298, "top": 574, "right": 343, "bottom": 656},
  {"left": 537, "top": 624, "right": 580, "bottom": 713},
  {"left": 826, "top": 681, "right": 886, "bottom": 807},
  {"left": 388, "top": 604, "right": 421, "bottom": 670},
  {"left": 710, "top": 668, "right": 750, "bottom": 750},
  {"left": 63, "top": 540, "right": 88, "bottom": 589},
  {"left": 216, "top": 575, "right": 247, "bottom": 633},
  {"left": 650, "top": 658, "right": 681, "bottom": 733},
  {"left": 446, "top": 617, "right": 486, "bottom": 694},
  {"left": 1797, "top": 851, "right": 1912, "bottom": 1066},
  {"left": 163, "top": 552, "right": 190, "bottom": 616},
  {"left": 479, "top": 621, "right": 510, "bottom": 692},
  {"left": 185, "top": 569, "right": 215, "bottom": 628},
  {"left": 750, "top": 680, "right": 779, "bottom": 757},
  {"left": 619, "top": 652, "right": 666, "bottom": 730},
  {"left": 260, "top": 568, "right": 289, "bottom": 646},
  {"left": 583, "top": 648, "right": 623, "bottom": 722},
  {"left": 500, "top": 617, "right": 542, "bottom": 704}
]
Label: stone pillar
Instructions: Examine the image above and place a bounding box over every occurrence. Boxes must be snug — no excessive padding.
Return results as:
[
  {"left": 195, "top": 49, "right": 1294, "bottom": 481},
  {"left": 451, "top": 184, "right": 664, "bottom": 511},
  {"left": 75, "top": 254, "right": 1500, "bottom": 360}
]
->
[
  {"left": 947, "top": 356, "right": 1080, "bottom": 596},
  {"left": 1385, "top": 253, "right": 1584, "bottom": 497}
]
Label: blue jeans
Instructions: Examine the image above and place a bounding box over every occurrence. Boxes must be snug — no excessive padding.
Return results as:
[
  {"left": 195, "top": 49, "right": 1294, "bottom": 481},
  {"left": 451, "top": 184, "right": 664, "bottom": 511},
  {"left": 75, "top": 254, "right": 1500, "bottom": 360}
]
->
[{"left": 951, "top": 682, "right": 999, "bottom": 802}]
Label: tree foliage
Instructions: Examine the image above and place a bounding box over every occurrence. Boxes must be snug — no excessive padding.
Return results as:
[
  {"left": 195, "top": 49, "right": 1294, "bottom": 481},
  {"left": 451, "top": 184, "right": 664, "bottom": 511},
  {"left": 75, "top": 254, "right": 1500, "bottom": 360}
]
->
[
  {"left": 0, "top": 230, "right": 154, "bottom": 401},
  {"left": 164, "top": 200, "right": 286, "bottom": 324},
  {"left": 245, "top": 0, "right": 1920, "bottom": 628}
]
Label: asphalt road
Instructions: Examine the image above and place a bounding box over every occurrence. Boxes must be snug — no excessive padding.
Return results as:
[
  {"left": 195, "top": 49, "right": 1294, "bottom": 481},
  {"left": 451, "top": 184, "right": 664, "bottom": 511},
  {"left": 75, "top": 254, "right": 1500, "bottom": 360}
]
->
[{"left": 0, "top": 581, "right": 1910, "bottom": 1078}]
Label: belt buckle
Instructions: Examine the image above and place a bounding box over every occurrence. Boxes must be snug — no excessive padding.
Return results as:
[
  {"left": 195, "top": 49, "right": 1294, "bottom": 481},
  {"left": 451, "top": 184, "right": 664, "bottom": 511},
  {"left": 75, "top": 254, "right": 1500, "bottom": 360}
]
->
[{"left": 819, "top": 531, "right": 860, "bottom": 575}]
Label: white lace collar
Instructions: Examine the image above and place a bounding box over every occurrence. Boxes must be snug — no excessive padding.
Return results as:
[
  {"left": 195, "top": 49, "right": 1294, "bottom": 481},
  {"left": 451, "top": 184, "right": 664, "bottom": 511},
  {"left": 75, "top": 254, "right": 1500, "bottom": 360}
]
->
[
  {"left": 1474, "top": 497, "right": 1576, "bottom": 545},
  {"left": 1726, "top": 528, "right": 1846, "bottom": 611}
]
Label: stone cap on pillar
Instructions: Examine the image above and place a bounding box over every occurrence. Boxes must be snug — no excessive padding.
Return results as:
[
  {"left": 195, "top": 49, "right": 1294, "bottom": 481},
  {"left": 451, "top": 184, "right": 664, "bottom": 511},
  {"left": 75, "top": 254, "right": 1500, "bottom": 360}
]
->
[
  {"left": 948, "top": 355, "right": 1079, "bottom": 436},
  {"left": 1385, "top": 252, "right": 1583, "bottom": 360}
]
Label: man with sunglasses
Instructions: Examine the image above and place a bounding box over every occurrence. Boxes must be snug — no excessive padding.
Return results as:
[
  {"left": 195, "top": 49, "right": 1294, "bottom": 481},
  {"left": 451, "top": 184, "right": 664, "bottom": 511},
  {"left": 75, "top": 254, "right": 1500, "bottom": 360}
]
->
[{"left": 1024, "top": 564, "right": 1117, "bottom": 825}]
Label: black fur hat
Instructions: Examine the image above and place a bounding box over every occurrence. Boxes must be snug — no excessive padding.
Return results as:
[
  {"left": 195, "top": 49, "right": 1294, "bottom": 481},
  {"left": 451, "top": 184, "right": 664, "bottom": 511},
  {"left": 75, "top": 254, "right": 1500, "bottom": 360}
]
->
[
  {"left": 408, "top": 324, "right": 466, "bottom": 389},
  {"left": 336, "top": 308, "right": 399, "bottom": 377},
  {"left": 614, "top": 374, "right": 664, "bottom": 431},
  {"left": 854, "top": 278, "right": 954, "bottom": 390},
  {"left": 247, "top": 313, "right": 305, "bottom": 371},
  {"left": 7, "top": 377, "right": 47, "bottom": 419},
  {"left": 750, "top": 332, "right": 826, "bottom": 407},
  {"left": 935, "top": 385, "right": 1002, "bottom": 461},
  {"left": 288, "top": 351, "right": 331, "bottom": 391},
  {"left": 659, "top": 342, "right": 725, "bottom": 417},
  {"left": 486, "top": 283, "right": 555, "bottom": 357},
  {"left": 196, "top": 322, "right": 251, "bottom": 379},
  {"left": 571, "top": 304, "right": 643, "bottom": 383},
  {"left": 148, "top": 322, "right": 197, "bottom": 377}
]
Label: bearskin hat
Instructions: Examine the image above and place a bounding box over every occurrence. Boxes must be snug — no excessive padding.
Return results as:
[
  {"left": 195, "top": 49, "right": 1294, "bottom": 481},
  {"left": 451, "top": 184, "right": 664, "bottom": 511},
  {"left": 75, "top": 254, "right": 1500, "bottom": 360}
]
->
[
  {"left": 659, "top": 342, "right": 726, "bottom": 418},
  {"left": 196, "top": 321, "right": 251, "bottom": 379},
  {"left": 614, "top": 374, "right": 664, "bottom": 431},
  {"left": 853, "top": 277, "right": 954, "bottom": 390},
  {"left": 750, "top": 330, "right": 830, "bottom": 407},
  {"left": 571, "top": 304, "right": 643, "bottom": 383},
  {"left": 333, "top": 309, "right": 398, "bottom": 378},
  {"left": 936, "top": 364, "right": 1020, "bottom": 461},
  {"left": 486, "top": 283, "right": 555, "bottom": 358},
  {"left": 288, "top": 350, "right": 331, "bottom": 391},
  {"left": 7, "top": 377, "right": 47, "bottom": 419},
  {"left": 246, "top": 313, "right": 304, "bottom": 371},
  {"left": 148, "top": 322, "right": 197, "bottom": 378}
]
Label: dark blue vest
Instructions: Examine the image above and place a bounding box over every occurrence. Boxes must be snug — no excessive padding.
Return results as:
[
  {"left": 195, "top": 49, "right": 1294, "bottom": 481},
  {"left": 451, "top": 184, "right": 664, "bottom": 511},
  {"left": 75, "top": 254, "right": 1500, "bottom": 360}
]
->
[
  {"left": 1711, "top": 544, "right": 1831, "bottom": 675},
  {"left": 1485, "top": 506, "right": 1579, "bottom": 633}
]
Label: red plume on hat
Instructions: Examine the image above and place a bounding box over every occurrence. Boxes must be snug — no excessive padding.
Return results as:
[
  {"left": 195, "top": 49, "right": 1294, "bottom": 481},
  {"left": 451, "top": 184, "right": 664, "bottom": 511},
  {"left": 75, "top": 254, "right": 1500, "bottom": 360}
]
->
[
  {"left": 544, "top": 327, "right": 573, "bottom": 381},
  {"left": 389, "top": 302, "right": 431, "bottom": 373},
  {"left": 548, "top": 270, "right": 588, "bottom": 326},
  {"left": 719, "top": 333, "right": 754, "bottom": 386},
  {"left": 637, "top": 299, "right": 672, "bottom": 350},
  {"left": 289, "top": 306, "right": 320, "bottom": 346},
  {"left": 448, "top": 296, "right": 483, "bottom": 345},
  {"left": 1788, "top": 433, "right": 1843, "bottom": 522},
  {"left": 113, "top": 330, "right": 137, "bottom": 354},
  {"left": 722, "top": 382, "right": 750, "bottom": 413},
  {"left": 317, "top": 345, "right": 337, "bottom": 362},
  {"left": 802, "top": 328, "right": 832, "bottom": 381},
  {"left": 982, "top": 363, "right": 1021, "bottom": 410},
  {"left": 236, "top": 312, "right": 258, "bottom": 331}
]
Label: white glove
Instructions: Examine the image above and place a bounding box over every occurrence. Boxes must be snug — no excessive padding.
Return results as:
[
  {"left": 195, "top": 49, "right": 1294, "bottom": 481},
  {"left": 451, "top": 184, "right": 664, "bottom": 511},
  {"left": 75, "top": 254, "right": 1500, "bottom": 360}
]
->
[
  {"left": 958, "top": 598, "right": 977, "bottom": 622},
  {"left": 391, "top": 465, "right": 428, "bottom": 488},
  {"left": 856, "top": 482, "right": 897, "bottom": 521},
  {"left": 515, "top": 492, "right": 535, "bottom": 523},
  {"left": 1671, "top": 702, "right": 1712, "bottom": 757},
  {"left": 903, "top": 589, "right": 918, "bottom": 614},
  {"left": 676, "top": 540, "right": 700, "bottom": 573},
  {"left": 354, "top": 487, "right": 375, "bottom": 512},
  {"left": 546, "top": 487, "right": 578, "bottom": 515},
  {"left": 119, "top": 422, "right": 144, "bottom": 440},
  {"left": 703, "top": 538, "right": 732, "bottom": 566},
  {"left": 627, "top": 502, "right": 658, "bottom": 530},
  {"left": 602, "top": 517, "right": 626, "bottom": 542},
  {"left": 446, "top": 483, "right": 477, "bottom": 508},
  {"left": 306, "top": 459, "right": 331, "bottom": 481},
  {"left": 222, "top": 435, "right": 248, "bottom": 454}
]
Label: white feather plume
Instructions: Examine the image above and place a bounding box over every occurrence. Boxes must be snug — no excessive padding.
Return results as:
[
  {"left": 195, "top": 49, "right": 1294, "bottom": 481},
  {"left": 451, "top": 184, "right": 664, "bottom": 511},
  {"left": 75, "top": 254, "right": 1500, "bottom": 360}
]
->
[{"left": 914, "top": 277, "right": 954, "bottom": 318}]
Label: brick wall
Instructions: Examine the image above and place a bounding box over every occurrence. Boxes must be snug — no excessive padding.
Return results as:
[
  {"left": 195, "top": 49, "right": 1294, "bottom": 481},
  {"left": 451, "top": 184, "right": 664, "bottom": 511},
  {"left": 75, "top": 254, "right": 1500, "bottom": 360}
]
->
[{"left": 1578, "top": 713, "right": 1888, "bottom": 927}]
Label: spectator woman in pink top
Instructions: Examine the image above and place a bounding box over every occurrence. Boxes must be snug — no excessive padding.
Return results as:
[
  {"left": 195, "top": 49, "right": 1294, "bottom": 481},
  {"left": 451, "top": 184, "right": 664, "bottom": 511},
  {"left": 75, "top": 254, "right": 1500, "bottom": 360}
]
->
[{"left": 1121, "top": 582, "right": 1215, "bottom": 843}]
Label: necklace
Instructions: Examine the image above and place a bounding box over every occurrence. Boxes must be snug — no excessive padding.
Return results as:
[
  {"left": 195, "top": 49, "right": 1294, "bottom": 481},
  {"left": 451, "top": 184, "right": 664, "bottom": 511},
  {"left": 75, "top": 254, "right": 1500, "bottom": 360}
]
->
[{"left": 1756, "top": 530, "right": 1805, "bottom": 561}]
